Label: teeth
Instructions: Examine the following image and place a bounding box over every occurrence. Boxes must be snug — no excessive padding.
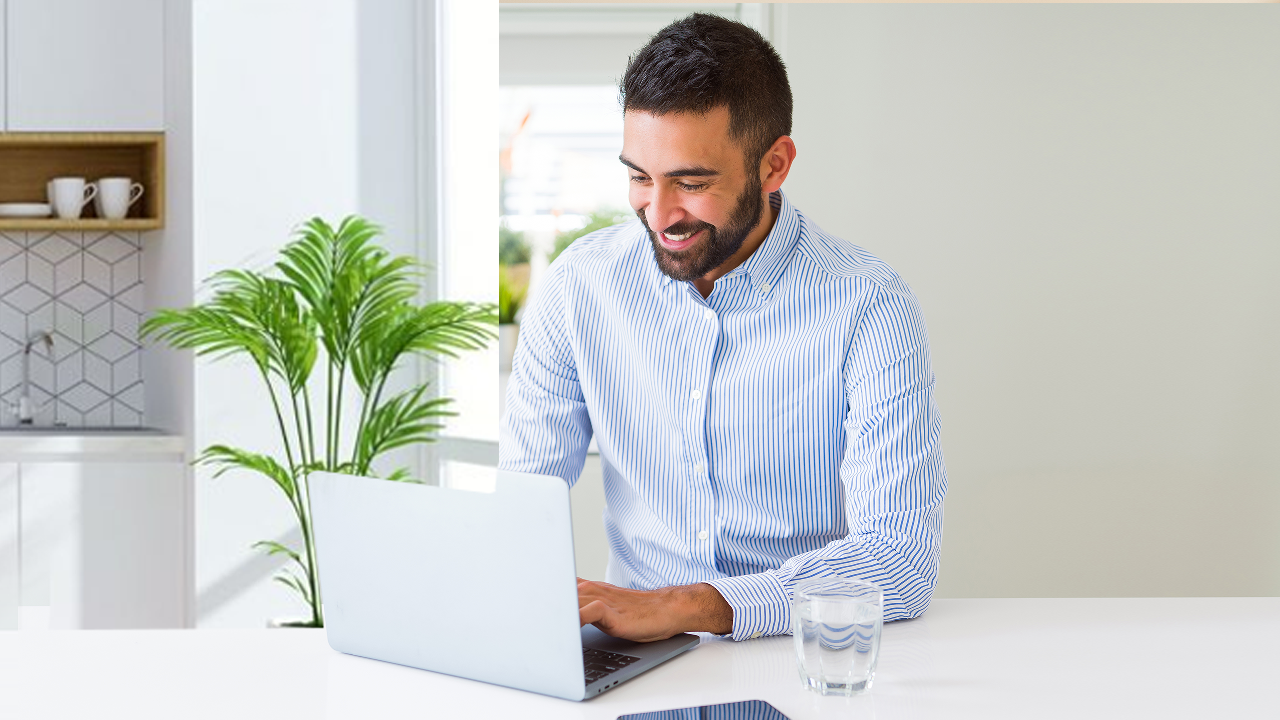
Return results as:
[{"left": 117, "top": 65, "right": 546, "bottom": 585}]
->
[{"left": 665, "top": 231, "right": 693, "bottom": 242}]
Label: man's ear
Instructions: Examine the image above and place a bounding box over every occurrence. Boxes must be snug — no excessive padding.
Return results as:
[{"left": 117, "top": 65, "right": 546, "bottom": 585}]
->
[{"left": 760, "top": 135, "right": 797, "bottom": 193}]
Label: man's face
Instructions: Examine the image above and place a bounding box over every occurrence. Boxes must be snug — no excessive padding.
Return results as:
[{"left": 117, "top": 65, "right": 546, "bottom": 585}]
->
[{"left": 621, "top": 107, "right": 764, "bottom": 282}]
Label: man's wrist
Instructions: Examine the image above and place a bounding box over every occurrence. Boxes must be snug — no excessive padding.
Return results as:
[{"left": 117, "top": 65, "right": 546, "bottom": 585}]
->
[{"left": 665, "top": 582, "right": 733, "bottom": 635}]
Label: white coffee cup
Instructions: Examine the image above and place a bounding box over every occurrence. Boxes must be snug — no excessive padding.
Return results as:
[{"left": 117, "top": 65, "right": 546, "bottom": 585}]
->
[
  {"left": 47, "top": 177, "right": 97, "bottom": 220},
  {"left": 92, "top": 177, "right": 145, "bottom": 220}
]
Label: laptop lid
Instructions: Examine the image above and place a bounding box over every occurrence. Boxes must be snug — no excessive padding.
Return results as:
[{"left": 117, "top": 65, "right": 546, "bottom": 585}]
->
[{"left": 310, "top": 470, "right": 587, "bottom": 701}]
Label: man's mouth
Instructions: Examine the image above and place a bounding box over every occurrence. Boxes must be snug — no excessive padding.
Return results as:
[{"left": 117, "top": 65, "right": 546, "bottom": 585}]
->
[{"left": 659, "top": 228, "right": 703, "bottom": 251}]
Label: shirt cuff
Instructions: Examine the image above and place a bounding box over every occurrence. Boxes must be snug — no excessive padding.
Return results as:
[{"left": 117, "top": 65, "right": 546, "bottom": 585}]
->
[{"left": 704, "top": 571, "right": 791, "bottom": 641}]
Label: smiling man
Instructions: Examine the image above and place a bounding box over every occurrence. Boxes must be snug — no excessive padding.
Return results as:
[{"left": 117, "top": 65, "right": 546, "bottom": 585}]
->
[{"left": 500, "top": 14, "right": 947, "bottom": 642}]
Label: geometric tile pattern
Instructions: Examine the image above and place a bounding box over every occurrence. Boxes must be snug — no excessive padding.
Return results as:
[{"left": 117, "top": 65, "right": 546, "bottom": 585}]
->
[{"left": 0, "top": 231, "right": 145, "bottom": 427}]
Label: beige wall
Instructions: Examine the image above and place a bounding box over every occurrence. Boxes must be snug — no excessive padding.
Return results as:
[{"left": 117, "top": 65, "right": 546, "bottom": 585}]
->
[{"left": 779, "top": 4, "right": 1280, "bottom": 597}]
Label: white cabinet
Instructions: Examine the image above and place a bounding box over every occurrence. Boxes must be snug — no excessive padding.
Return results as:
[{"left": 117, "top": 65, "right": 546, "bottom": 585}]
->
[
  {"left": 5, "top": 0, "right": 164, "bottom": 131},
  {"left": 0, "top": 430, "right": 188, "bottom": 629},
  {"left": 0, "top": 6, "right": 7, "bottom": 131},
  {"left": 21, "top": 461, "right": 187, "bottom": 629},
  {"left": 0, "top": 463, "right": 16, "bottom": 629},
  {"left": 19, "top": 461, "right": 66, "bottom": 606}
]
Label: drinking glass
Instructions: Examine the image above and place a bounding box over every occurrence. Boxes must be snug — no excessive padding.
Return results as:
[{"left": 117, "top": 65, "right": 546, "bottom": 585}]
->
[{"left": 792, "top": 577, "right": 883, "bottom": 696}]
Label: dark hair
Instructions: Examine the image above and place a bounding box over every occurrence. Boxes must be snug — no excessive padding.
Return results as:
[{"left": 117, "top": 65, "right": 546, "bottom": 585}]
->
[{"left": 620, "top": 13, "right": 792, "bottom": 171}]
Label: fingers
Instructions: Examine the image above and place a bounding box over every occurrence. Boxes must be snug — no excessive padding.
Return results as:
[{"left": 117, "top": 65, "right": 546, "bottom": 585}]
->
[
  {"left": 579, "top": 599, "right": 610, "bottom": 628},
  {"left": 577, "top": 581, "right": 597, "bottom": 608},
  {"left": 577, "top": 578, "right": 614, "bottom": 604}
]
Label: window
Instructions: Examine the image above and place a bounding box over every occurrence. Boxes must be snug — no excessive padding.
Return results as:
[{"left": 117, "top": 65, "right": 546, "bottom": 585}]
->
[
  {"left": 420, "top": 0, "right": 500, "bottom": 490},
  {"left": 499, "top": 85, "right": 629, "bottom": 316},
  {"left": 436, "top": 0, "right": 498, "bottom": 444}
]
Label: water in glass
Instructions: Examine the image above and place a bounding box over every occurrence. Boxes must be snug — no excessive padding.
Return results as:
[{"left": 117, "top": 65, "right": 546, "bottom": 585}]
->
[{"left": 793, "top": 579, "right": 883, "bottom": 696}]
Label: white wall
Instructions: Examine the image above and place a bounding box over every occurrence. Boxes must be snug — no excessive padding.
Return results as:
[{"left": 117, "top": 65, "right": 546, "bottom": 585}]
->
[
  {"left": 778, "top": 4, "right": 1280, "bottom": 598},
  {"left": 355, "top": 0, "right": 426, "bottom": 482},
  {"left": 149, "top": 0, "right": 197, "bottom": 626},
  {"left": 192, "top": 0, "right": 420, "bottom": 627}
]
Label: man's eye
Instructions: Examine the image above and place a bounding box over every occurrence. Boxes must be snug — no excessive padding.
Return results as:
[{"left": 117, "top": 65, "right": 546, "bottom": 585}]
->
[
  {"left": 677, "top": 182, "right": 706, "bottom": 191},
  {"left": 630, "top": 175, "right": 650, "bottom": 184}
]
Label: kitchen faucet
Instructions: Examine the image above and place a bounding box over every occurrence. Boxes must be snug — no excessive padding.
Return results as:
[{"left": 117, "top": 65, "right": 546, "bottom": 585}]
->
[{"left": 2, "top": 330, "right": 56, "bottom": 425}]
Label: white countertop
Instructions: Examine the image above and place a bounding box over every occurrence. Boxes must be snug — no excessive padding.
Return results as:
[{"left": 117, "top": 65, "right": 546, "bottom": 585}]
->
[
  {"left": 0, "top": 428, "right": 184, "bottom": 460},
  {"left": 1, "top": 597, "right": 1276, "bottom": 719}
]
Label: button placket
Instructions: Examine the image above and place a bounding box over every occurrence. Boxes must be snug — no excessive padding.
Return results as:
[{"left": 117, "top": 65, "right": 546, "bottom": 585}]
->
[{"left": 688, "top": 299, "right": 717, "bottom": 565}]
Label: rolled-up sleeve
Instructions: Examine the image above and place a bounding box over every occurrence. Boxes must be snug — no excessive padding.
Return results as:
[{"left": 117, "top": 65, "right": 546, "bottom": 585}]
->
[{"left": 706, "top": 281, "right": 947, "bottom": 640}]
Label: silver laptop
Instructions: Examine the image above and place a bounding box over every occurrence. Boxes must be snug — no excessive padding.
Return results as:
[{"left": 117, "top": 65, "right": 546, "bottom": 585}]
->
[{"left": 309, "top": 469, "right": 700, "bottom": 701}]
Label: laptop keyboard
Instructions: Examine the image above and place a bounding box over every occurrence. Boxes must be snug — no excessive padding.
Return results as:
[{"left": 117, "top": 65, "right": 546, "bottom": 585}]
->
[{"left": 583, "top": 647, "right": 641, "bottom": 685}]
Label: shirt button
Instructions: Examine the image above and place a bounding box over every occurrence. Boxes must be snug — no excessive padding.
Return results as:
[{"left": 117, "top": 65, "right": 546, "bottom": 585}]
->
[
  {"left": 750, "top": 631, "right": 763, "bottom": 639},
  {"left": 691, "top": 389, "right": 701, "bottom": 401},
  {"left": 758, "top": 283, "right": 769, "bottom": 294},
  {"left": 698, "top": 530, "right": 709, "bottom": 541},
  {"left": 694, "top": 462, "right": 704, "bottom": 475},
  {"left": 703, "top": 309, "right": 714, "bottom": 321}
]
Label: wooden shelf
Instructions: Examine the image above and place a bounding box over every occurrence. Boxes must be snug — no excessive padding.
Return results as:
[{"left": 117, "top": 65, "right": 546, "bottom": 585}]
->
[
  {"left": 0, "top": 218, "right": 162, "bottom": 231},
  {"left": 0, "top": 132, "right": 165, "bottom": 231}
]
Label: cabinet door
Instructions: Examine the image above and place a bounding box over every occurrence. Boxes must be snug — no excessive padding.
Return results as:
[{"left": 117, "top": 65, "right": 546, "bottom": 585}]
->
[
  {"left": 6, "top": 0, "right": 164, "bottom": 131},
  {"left": 0, "top": 463, "right": 16, "bottom": 629},
  {"left": 24, "top": 461, "right": 186, "bottom": 629},
  {"left": 0, "top": 2, "right": 7, "bottom": 132},
  {"left": 18, "top": 459, "right": 72, "bottom": 606}
]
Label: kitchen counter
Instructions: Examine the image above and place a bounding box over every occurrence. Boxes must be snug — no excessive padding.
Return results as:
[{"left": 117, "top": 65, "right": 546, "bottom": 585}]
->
[
  {"left": 0, "top": 428, "right": 184, "bottom": 461},
  {"left": 1, "top": 597, "right": 1276, "bottom": 719}
]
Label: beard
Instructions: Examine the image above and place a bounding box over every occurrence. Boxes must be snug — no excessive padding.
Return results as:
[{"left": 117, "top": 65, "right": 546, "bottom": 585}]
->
[{"left": 637, "top": 173, "right": 765, "bottom": 283}]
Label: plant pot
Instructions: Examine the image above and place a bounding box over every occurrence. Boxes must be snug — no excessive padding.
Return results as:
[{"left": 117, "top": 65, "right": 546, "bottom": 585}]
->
[
  {"left": 499, "top": 323, "right": 520, "bottom": 372},
  {"left": 267, "top": 618, "right": 321, "bottom": 629}
]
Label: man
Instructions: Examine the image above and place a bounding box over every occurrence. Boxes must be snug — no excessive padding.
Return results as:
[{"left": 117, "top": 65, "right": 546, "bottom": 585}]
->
[{"left": 500, "top": 13, "right": 947, "bottom": 643}]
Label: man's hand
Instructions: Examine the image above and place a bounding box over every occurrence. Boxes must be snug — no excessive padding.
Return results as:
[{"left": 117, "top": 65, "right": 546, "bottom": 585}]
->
[{"left": 577, "top": 577, "right": 734, "bottom": 641}]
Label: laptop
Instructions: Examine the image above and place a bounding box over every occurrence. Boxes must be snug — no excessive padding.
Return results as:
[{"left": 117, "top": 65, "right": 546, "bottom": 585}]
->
[{"left": 309, "top": 469, "right": 701, "bottom": 701}]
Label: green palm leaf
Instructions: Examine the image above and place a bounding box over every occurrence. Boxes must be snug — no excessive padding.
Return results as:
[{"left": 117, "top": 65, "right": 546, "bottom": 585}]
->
[
  {"left": 351, "top": 302, "right": 498, "bottom": 395},
  {"left": 384, "top": 467, "right": 423, "bottom": 484},
  {"left": 140, "top": 305, "right": 273, "bottom": 373},
  {"left": 197, "top": 444, "right": 296, "bottom": 500},
  {"left": 251, "top": 540, "right": 309, "bottom": 577},
  {"left": 353, "top": 386, "right": 453, "bottom": 475},
  {"left": 203, "top": 270, "right": 318, "bottom": 393},
  {"left": 273, "top": 569, "right": 313, "bottom": 606}
]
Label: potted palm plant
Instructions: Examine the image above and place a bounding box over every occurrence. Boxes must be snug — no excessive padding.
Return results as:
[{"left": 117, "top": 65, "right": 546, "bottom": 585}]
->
[{"left": 141, "top": 216, "right": 497, "bottom": 627}]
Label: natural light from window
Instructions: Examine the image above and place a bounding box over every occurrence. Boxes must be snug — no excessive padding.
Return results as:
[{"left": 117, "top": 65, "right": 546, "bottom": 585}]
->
[
  {"left": 499, "top": 85, "right": 630, "bottom": 318},
  {"left": 440, "top": 0, "right": 498, "bottom": 443}
]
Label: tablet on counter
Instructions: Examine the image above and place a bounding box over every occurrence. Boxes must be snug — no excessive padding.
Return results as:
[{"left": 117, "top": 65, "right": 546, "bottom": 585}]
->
[{"left": 617, "top": 699, "right": 791, "bottom": 719}]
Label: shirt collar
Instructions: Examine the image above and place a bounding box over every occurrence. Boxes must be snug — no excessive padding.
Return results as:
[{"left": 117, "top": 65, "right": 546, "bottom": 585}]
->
[{"left": 656, "top": 190, "right": 801, "bottom": 294}]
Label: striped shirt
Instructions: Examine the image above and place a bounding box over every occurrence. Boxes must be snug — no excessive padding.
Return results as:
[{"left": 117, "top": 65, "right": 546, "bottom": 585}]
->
[{"left": 500, "top": 190, "right": 947, "bottom": 641}]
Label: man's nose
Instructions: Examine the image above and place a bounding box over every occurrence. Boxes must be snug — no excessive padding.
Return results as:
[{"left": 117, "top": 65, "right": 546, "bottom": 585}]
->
[{"left": 645, "top": 184, "right": 687, "bottom": 233}]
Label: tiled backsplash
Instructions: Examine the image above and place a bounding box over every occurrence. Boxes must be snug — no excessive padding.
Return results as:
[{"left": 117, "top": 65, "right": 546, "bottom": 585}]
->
[{"left": 0, "top": 231, "right": 145, "bottom": 427}]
